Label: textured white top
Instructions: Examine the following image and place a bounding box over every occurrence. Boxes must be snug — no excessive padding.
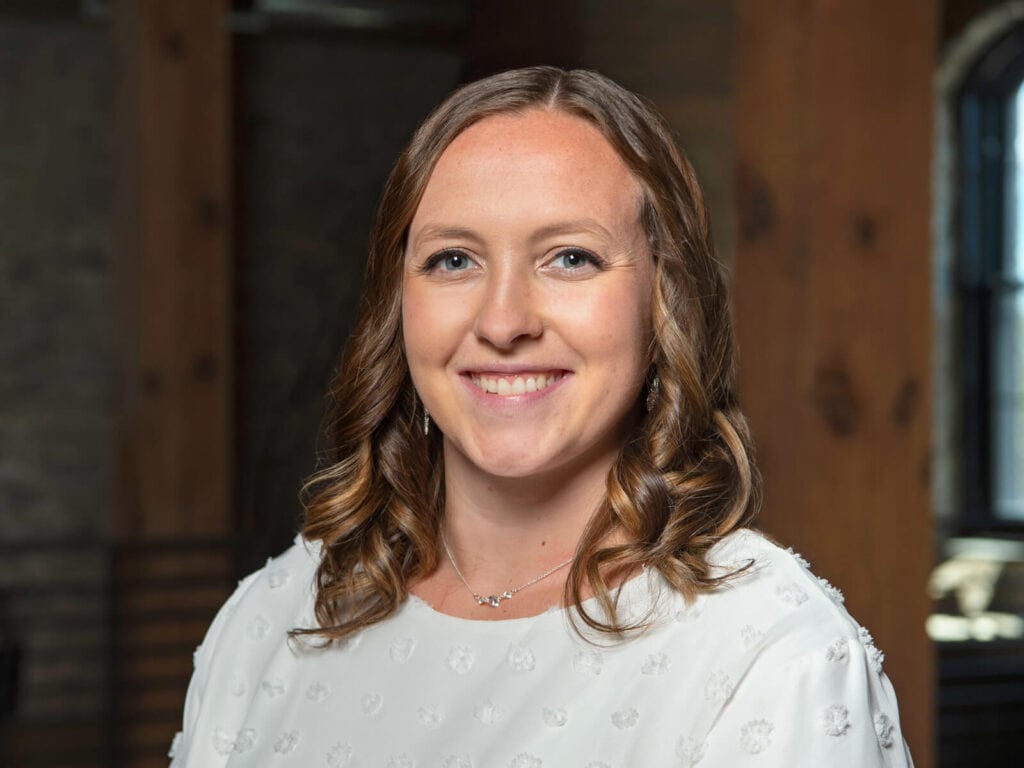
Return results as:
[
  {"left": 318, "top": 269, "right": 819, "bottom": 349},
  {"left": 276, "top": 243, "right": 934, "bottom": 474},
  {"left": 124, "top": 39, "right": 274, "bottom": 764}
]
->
[{"left": 169, "top": 529, "right": 913, "bottom": 767}]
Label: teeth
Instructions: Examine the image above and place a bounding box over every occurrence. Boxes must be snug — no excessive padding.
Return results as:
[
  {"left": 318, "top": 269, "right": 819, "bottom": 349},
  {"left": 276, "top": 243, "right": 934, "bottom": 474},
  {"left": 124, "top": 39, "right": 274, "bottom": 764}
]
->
[{"left": 470, "top": 373, "right": 562, "bottom": 395}]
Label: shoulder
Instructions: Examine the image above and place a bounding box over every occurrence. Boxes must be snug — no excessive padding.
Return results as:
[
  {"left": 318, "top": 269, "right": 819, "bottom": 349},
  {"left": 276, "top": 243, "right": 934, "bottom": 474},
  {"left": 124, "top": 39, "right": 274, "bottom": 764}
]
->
[
  {"left": 228, "top": 534, "right": 322, "bottom": 619},
  {"left": 628, "top": 528, "right": 882, "bottom": 692},
  {"left": 700, "top": 529, "right": 866, "bottom": 648},
  {"left": 670, "top": 529, "right": 911, "bottom": 765},
  {"left": 192, "top": 534, "right": 323, "bottom": 678},
  {"left": 170, "top": 535, "right": 325, "bottom": 765},
  {"left": 663, "top": 528, "right": 893, "bottom": 713}
]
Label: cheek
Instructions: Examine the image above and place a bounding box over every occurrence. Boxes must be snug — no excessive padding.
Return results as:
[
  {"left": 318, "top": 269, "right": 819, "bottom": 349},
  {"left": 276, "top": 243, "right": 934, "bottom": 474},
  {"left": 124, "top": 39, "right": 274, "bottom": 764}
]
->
[
  {"left": 401, "top": 284, "right": 428, "bottom": 373},
  {"left": 589, "top": 282, "right": 653, "bottom": 370},
  {"left": 401, "top": 282, "right": 458, "bottom": 376}
]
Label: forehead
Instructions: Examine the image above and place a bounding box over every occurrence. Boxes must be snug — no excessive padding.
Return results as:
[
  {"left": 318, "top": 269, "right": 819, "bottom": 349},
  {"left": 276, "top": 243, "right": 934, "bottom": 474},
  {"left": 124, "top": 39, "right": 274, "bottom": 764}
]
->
[
  {"left": 443, "top": 108, "right": 626, "bottom": 168},
  {"left": 410, "top": 109, "right": 643, "bottom": 234}
]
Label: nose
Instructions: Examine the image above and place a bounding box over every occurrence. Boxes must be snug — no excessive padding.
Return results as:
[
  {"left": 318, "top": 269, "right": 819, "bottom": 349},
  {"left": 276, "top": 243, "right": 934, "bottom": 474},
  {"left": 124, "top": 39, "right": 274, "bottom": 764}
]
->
[{"left": 473, "top": 263, "right": 543, "bottom": 349}]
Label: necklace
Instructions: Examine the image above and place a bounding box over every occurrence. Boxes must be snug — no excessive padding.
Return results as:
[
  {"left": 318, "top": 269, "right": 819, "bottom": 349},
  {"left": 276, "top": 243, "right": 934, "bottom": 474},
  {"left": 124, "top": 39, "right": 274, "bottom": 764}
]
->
[{"left": 441, "top": 534, "right": 574, "bottom": 608}]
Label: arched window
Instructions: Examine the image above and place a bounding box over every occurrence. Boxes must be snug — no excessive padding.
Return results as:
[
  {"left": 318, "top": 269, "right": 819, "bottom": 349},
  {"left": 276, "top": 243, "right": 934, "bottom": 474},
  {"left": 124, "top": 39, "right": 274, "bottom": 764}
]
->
[{"left": 956, "top": 25, "right": 1024, "bottom": 530}]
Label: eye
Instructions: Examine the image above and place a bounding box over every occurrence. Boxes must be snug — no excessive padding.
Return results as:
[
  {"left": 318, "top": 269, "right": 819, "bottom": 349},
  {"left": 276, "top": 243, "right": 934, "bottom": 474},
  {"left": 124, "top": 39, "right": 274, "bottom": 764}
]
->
[
  {"left": 550, "top": 248, "right": 603, "bottom": 271},
  {"left": 423, "top": 249, "right": 475, "bottom": 273}
]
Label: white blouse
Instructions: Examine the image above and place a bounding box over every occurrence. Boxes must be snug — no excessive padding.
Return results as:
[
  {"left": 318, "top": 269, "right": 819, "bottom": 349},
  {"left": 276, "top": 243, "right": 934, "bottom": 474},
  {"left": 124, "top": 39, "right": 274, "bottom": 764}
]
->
[{"left": 169, "top": 529, "right": 913, "bottom": 767}]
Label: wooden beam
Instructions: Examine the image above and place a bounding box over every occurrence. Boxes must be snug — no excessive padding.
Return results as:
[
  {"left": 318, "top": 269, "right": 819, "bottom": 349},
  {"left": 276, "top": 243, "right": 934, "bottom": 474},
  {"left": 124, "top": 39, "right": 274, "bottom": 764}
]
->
[
  {"left": 113, "top": 0, "right": 234, "bottom": 538},
  {"left": 110, "top": 3, "right": 235, "bottom": 762},
  {"left": 734, "top": 2, "right": 936, "bottom": 765}
]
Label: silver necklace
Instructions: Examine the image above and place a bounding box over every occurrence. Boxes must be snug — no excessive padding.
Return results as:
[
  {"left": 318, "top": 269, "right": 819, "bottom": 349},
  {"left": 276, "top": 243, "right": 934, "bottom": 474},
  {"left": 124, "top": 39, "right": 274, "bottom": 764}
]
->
[{"left": 441, "top": 534, "right": 574, "bottom": 608}]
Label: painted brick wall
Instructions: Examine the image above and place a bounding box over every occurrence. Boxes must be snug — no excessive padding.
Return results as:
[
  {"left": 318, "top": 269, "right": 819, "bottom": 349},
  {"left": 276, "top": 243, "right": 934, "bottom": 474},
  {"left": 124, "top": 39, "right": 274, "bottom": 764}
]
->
[
  {"left": 0, "top": 20, "right": 112, "bottom": 542},
  {"left": 0, "top": 19, "right": 112, "bottom": 735}
]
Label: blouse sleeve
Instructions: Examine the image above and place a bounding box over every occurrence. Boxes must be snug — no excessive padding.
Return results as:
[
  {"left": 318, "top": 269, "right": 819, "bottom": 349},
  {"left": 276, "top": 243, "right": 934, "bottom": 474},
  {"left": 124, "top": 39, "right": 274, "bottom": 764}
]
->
[
  {"left": 167, "top": 569, "right": 263, "bottom": 767},
  {"left": 693, "top": 629, "right": 914, "bottom": 767}
]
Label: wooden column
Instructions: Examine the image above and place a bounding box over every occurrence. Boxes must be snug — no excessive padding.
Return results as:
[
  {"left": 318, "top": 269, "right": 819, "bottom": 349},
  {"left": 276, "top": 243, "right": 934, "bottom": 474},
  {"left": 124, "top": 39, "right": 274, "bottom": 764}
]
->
[
  {"left": 113, "top": 0, "right": 234, "bottom": 539},
  {"left": 112, "top": 3, "right": 235, "bottom": 764},
  {"left": 734, "top": 2, "right": 935, "bottom": 765}
]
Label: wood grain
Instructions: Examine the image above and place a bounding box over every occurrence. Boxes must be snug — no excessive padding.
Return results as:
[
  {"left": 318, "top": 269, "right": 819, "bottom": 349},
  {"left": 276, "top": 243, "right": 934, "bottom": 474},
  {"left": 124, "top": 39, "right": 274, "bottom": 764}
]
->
[
  {"left": 113, "top": 0, "right": 234, "bottom": 538},
  {"left": 734, "top": 2, "right": 936, "bottom": 764}
]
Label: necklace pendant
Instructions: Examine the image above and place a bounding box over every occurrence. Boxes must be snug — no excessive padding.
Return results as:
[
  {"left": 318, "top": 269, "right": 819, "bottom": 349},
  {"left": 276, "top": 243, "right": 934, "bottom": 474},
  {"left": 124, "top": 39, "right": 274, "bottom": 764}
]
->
[{"left": 441, "top": 533, "right": 573, "bottom": 610}]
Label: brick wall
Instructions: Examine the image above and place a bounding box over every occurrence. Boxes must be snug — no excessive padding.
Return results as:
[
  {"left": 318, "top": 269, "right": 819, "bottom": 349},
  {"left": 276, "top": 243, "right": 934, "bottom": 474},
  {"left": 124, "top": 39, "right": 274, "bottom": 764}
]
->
[
  {"left": 0, "top": 20, "right": 112, "bottom": 542},
  {"left": 0, "top": 18, "right": 113, "bottom": 763}
]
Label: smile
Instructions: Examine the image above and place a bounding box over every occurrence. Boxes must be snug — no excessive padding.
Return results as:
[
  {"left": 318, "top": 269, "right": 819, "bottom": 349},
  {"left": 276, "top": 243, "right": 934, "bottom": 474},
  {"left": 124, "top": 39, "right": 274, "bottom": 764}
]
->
[{"left": 469, "top": 371, "right": 565, "bottom": 396}]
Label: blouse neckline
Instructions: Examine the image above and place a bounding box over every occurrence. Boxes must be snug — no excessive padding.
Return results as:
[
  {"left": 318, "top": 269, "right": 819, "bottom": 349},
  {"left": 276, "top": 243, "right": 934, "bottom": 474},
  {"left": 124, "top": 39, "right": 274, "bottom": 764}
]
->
[{"left": 400, "top": 567, "right": 656, "bottom": 634}]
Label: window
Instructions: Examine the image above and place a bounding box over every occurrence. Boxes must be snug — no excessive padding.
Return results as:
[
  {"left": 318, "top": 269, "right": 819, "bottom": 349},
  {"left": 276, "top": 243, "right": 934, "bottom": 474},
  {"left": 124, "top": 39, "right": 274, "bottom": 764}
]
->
[{"left": 956, "top": 25, "right": 1024, "bottom": 530}]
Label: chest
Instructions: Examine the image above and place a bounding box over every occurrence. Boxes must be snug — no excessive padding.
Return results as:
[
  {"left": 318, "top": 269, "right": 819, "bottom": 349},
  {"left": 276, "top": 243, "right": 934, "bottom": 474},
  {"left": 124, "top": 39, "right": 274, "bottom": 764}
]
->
[{"left": 207, "top": 604, "right": 730, "bottom": 767}]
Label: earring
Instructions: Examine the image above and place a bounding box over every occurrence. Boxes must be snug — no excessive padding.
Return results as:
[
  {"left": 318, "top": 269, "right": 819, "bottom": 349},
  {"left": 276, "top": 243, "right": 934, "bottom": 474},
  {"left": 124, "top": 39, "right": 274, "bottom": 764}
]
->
[
  {"left": 423, "top": 408, "right": 430, "bottom": 436},
  {"left": 646, "top": 373, "right": 660, "bottom": 412}
]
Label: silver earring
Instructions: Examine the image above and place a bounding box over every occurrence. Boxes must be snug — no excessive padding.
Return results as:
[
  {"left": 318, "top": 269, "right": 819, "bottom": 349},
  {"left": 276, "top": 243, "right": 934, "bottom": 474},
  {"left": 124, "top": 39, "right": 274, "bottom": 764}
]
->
[
  {"left": 423, "top": 408, "right": 430, "bottom": 436},
  {"left": 646, "top": 374, "right": 660, "bottom": 412}
]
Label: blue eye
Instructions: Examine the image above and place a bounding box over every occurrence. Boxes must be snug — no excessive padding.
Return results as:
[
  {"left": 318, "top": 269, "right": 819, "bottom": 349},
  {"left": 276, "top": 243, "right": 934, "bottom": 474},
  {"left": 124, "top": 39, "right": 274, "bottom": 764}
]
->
[
  {"left": 443, "top": 252, "right": 469, "bottom": 270},
  {"left": 553, "top": 248, "right": 600, "bottom": 270},
  {"left": 425, "top": 249, "right": 473, "bottom": 272}
]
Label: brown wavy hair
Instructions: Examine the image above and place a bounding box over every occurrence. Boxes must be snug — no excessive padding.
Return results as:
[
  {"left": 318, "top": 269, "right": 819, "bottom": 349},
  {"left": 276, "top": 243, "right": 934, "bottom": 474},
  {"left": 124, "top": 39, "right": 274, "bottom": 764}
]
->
[{"left": 298, "top": 66, "right": 761, "bottom": 642}]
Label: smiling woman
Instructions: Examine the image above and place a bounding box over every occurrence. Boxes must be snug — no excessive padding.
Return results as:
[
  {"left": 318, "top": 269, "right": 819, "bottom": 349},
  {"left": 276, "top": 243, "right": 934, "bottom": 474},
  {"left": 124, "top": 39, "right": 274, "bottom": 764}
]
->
[
  {"left": 170, "top": 68, "right": 914, "bottom": 767},
  {"left": 402, "top": 109, "right": 655, "bottom": 619},
  {"left": 403, "top": 110, "right": 652, "bottom": 504}
]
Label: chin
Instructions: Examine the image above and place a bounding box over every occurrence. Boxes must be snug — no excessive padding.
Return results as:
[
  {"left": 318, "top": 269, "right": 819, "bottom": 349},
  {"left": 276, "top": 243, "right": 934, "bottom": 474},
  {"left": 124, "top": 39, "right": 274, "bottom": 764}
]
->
[
  {"left": 453, "top": 430, "right": 619, "bottom": 485},
  {"left": 469, "top": 447, "right": 558, "bottom": 480},
  {"left": 443, "top": 432, "right": 556, "bottom": 479}
]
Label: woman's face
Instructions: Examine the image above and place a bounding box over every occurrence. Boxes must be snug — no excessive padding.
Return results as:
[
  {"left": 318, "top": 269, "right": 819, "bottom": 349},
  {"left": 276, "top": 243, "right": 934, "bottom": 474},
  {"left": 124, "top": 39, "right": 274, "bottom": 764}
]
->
[{"left": 402, "top": 108, "right": 654, "bottom": 483}]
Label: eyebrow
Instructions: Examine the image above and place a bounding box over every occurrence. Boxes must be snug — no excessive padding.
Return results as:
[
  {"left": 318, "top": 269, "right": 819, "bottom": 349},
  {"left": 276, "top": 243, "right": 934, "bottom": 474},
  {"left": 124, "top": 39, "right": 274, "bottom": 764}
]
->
[
  {"left": 530, "top": 218, "right": 615, "bottom": 241},
  {"left": 410, "top": 218, "right": 616, "bottom": 249},
  {"left": 410, "top": 225, "right": 483, "bottom": 248}
]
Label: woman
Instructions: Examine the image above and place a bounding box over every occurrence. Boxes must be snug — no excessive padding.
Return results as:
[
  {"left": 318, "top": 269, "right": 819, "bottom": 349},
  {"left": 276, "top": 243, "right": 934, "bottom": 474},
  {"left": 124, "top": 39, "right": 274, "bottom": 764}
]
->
[{"left": 170, "top": 67, "right": 912, "bottom": 767}]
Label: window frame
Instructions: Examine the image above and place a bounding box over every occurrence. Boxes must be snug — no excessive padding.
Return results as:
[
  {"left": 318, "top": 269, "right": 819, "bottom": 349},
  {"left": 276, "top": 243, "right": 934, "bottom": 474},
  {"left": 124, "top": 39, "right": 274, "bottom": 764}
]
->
[{"left": 955, "top": 24, "right": 1024, "bottom": 533}]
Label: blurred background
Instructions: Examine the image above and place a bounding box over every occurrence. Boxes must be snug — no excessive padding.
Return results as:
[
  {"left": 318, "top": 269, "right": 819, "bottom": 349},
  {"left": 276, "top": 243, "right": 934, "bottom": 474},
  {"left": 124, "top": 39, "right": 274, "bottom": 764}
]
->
[{"left": 0, "top": 0, "right": 1020, "bottom": 766}]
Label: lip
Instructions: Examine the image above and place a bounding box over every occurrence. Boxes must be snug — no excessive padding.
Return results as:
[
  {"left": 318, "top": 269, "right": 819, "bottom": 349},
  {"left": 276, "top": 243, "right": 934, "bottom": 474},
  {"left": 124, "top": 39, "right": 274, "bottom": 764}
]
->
[{"left": 458, "top": 363, "right": 569, "bottom": 375}]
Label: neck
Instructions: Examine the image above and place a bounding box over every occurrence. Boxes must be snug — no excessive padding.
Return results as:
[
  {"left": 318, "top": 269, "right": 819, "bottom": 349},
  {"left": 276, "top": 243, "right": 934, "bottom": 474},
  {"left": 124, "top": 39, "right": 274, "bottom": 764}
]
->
[{"left": 439, "top": 439, "right": 615, "bottom": 586}]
